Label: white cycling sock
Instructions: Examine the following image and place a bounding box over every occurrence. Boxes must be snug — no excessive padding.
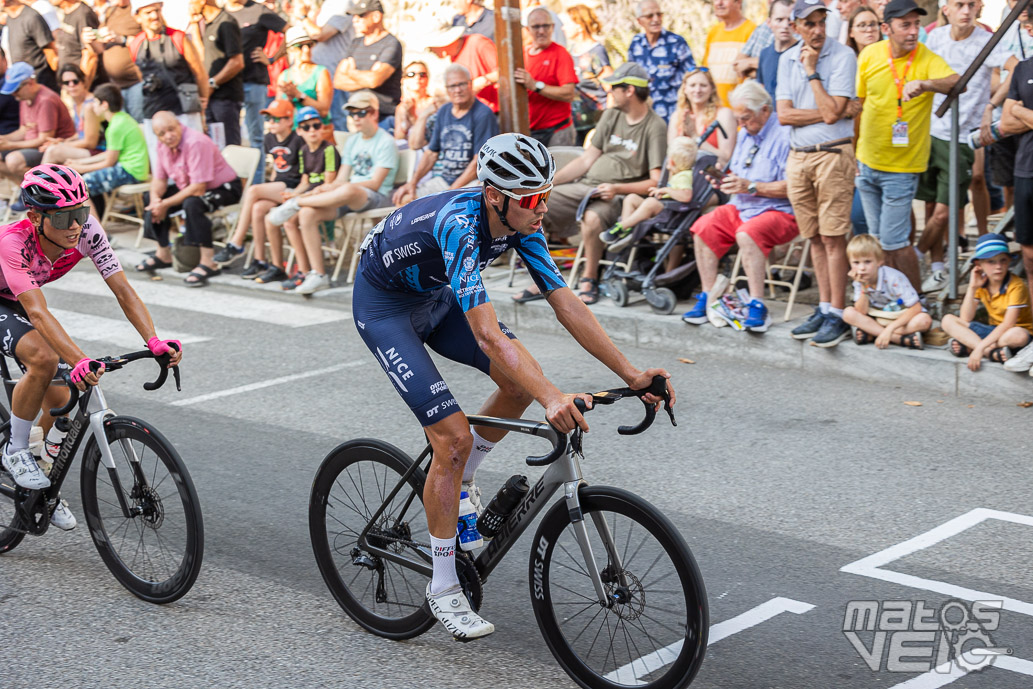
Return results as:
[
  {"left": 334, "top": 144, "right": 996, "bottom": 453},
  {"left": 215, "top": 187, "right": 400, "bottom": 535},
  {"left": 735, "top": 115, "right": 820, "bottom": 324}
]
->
[
  {"left": 462, "top": 429, "right": 495, "bottom": 483},
  {"left": 429, "top": 534, "right": 460, "bottom": 595},
  {"left": 7, "top": 414, "right": 32, "bottom": 451}
]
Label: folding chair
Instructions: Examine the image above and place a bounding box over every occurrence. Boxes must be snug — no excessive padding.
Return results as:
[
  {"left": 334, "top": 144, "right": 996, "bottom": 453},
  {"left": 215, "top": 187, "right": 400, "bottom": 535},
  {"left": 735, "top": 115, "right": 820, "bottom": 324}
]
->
[
  {"left": 728, "top": 235, "right": 811, "bottom": 322},
  {"left": 102, "top": 183, "right": 151, "bottom": 247},
  {"left": 210, "top": 145, "right": 262, "bottom": 246}
]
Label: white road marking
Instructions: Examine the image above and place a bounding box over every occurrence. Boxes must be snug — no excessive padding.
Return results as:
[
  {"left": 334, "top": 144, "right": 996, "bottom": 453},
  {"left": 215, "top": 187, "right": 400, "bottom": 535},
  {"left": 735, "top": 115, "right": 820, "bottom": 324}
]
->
[
  {"left": 46, "top": 271, "right": 350, "bottom": 327},
  {"left": 841, "top": 508, "right": 1033, "bottom": 617},
  {"left": 886, "top": 656, "right": 1033, "bottom": 688},
  {"left": 171, "top": 360, "right": 367, "bottom": 406},
  {"left": 603, "top": 597, "right": 815, "bottom": 685},
  {"left": 50, "top": 309, "right": 210, "bottom": 348}
]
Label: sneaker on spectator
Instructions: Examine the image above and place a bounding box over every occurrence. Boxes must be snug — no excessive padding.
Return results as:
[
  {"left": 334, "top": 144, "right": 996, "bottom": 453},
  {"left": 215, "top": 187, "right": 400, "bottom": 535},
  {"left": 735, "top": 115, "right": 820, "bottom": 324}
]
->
[
  {"left": 599, "top": 223, "right": 629, "bottom": 244},
  {"left": 295, "top": 271, "right": 330, "bottom": 295},
  {"left": 241, "top": 260, "right": 268, "bottom": 279},
  {"left": 2, "top": 444, "right": 50, "bottom": 490},
  {"left": 50, "top": 497, "right": 76, "bottom": 530},
  {"left": 213, "top": 242, "right": 244, "bottom": 266},
  {"left": 255, "top": 265, "right": 289, "bottom": 284},
  {"left": 811, "top": 314, "right": 850, "bottom": 348},
  {"left": 1004, "top": 341, "right": 1033, "bottom": 372},
  {"left": 681, "top": 293, "right": 709, "bottom": 325},
  {"left": 267, "top": 198, "right": 301, "bottom": 226},
  {"left": 608, "top": 230, "right": 638, "bottom": 254},
  {"left": 744, "top": 299, "right": 770, "bottom": 332},
  {"left": 281, "top": 270, "right": 305, "bottom": 291},
  {"left": 791, "top": 307, "right": 825, "bottom": 340},
  {"left": 921, "top": 269, "right": 948, "bottom": 293}
]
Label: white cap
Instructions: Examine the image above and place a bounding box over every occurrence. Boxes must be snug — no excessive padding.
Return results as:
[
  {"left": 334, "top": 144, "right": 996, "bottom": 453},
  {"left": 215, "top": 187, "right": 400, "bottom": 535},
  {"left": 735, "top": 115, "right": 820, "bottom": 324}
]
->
[{"left": 131, "top": 0, "right": 162, "bottom": 13}]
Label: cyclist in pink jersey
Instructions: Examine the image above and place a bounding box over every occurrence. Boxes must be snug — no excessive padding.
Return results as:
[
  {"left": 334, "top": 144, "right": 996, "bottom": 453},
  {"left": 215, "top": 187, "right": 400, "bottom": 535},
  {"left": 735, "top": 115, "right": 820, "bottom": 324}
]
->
[{"left": 0, "top": 164, "right": 183, "bottom": 530}]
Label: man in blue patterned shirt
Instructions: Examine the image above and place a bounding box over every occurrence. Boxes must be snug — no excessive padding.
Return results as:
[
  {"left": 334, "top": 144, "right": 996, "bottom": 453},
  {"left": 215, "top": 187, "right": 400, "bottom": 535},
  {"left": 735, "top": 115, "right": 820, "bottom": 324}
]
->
[{"left": 627, "top": 0, "right": 695, "bottom": 122}]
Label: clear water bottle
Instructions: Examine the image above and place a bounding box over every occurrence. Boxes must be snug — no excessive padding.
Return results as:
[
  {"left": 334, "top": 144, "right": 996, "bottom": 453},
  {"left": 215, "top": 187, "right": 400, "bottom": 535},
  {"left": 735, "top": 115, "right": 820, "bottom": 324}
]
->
[
  {"left": 477, "top": 475, "right": 530, "bottom": 542},
  {"left": 457, "top": 491, "right": 483, "bottom": 551},
  {"left": 968, "top": 121, "right": 1004, "bottom": 149},
  {"left": 884, "top": 298, "right": 904, "bottom": 312}
]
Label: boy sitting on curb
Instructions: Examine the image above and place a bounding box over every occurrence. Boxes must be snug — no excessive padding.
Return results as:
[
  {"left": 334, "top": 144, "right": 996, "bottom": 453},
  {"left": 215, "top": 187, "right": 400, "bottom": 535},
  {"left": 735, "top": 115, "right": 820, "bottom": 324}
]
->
[
  {"left": 941, "top": 233, "right": 1033, "bottom": 372},
  {"left": 843, "top": 234, "right": 932, "bottom": 349}
]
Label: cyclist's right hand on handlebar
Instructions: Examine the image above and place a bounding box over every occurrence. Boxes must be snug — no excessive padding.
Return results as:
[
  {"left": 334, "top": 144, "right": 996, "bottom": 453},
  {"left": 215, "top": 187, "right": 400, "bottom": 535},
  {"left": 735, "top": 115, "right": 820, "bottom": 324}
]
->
[
  {"left": 546, "top": 393, "right": 593, "bottom": 433},
  {"left": 70, "top": 357, "right": 104, "bottom": 391},
  {"left": 147, "top": 337, "right": 183, "bottom": 367}
]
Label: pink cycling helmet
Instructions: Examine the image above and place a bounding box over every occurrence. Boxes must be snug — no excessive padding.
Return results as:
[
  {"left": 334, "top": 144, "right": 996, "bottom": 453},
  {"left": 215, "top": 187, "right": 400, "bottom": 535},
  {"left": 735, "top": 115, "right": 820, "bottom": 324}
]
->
[{"left": 21, "top": 164, "right": 89, "bottom": 210}]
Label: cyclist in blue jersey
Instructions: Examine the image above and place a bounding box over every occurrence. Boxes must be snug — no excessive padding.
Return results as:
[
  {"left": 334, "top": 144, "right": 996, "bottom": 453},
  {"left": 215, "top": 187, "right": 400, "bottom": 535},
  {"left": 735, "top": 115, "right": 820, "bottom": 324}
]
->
[{"left": 353, "top": 133, "right": 676, "bottom": 641}]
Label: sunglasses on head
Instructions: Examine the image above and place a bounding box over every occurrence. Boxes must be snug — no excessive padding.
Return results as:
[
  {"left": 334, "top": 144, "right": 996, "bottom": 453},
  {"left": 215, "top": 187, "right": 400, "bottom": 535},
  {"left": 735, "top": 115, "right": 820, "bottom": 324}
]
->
[
  {"left": 348, "top": 108, "right": 372, "bottom": 119},
  {"left": 62, "top": 78, "right": 81, "bottom": 86},
  {"left": 494, "top": 185, "right": 553, "bottom": 209},
  {"left": 405, "top": 71, "right": 428, "bottom": 78},
  {"left": 40, "top": 206, "right": 89, "bottom": 230}
]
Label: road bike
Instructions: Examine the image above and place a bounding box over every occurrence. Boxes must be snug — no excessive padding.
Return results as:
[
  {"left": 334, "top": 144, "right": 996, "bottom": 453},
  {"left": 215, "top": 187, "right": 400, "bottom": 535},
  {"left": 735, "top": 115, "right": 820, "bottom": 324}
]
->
[
  {"left": 0, "top": 349, "right": 204, "bottom": 604},
  {"left": 309, "top": 376, "right": 708, "bottom": 689}
]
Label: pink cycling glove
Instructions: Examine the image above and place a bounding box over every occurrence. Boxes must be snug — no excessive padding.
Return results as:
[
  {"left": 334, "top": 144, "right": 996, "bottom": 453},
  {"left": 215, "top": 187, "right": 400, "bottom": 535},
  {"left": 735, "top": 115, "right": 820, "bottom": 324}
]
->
[
  {"left": 147, "top": 337, "right": 182, "bottom": 357},
  {"left": 70, "top": 357, "right": 104, "bottom": 384}
]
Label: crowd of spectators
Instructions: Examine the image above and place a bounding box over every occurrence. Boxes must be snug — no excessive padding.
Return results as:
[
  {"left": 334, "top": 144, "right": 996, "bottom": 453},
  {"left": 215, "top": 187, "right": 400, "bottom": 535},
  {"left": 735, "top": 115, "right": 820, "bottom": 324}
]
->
[{"left": 0, "top": 0, "right": 1031, "bottom": 376}]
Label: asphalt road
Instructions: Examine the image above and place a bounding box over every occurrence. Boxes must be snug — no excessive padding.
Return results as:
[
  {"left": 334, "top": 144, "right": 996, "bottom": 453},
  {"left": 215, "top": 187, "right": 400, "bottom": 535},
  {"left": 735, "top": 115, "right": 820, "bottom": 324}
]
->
[{"left": 2, "top": 263, "right": 1032, "bottom": 689}]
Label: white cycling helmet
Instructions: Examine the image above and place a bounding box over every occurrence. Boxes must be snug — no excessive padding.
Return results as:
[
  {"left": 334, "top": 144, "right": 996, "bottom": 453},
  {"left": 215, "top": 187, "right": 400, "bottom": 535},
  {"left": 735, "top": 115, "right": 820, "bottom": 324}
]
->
[{"left": 477, "top": 133, "right": 555, "bottom": 191}]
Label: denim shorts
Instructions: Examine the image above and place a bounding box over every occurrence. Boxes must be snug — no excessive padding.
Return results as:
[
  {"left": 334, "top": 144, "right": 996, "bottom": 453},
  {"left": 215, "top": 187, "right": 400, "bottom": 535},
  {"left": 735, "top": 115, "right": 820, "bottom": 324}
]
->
[
  {"left": 856, "top": 163, "right": 920, "bottom": 251},
  {"left": 83, "top": 164, "right": 140, "bottom": 196},
  {"left": 968, "top": 321, "right": 995, "bottom": 339}
]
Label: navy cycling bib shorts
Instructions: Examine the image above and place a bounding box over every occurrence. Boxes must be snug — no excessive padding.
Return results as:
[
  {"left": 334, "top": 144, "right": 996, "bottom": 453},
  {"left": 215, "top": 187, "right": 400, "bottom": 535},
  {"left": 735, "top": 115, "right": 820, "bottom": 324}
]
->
[{"left": 353, "top": 188, "right": 567, "bottom": 427}]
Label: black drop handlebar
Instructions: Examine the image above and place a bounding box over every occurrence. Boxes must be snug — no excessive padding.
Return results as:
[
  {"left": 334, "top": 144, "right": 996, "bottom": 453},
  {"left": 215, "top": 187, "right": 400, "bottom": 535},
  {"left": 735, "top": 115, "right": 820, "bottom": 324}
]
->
[
  {"left": 525, "top": 374, "right": 677, "bottom": 467},
  {"left": 48, "top": 345, "right": 182, "bottom": 417}
]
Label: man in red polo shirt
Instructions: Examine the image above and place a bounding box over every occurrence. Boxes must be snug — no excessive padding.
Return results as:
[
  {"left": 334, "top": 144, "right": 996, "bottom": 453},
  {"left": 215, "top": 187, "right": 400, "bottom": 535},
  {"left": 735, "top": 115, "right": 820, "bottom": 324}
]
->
[
  {"left": 427, "top": 23, "right": 499, "bottom": 112},
  {"left": 515, "top": 6, "right": 577, "bottom": 146},
  {"left": 0, "top": 62, "right": 75, "bottom": 183}
]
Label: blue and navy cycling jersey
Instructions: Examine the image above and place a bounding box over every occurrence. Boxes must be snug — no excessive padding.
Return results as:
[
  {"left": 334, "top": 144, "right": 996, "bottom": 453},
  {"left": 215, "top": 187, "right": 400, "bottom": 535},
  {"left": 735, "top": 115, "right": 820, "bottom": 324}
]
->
[{"left": 358, "top": 188, "right": 566, "bottom": 311}]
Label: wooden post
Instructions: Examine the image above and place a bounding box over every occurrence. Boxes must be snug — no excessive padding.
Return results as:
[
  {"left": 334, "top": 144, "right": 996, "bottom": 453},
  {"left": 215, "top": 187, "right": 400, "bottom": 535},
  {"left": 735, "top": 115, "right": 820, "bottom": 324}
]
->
[{"left": 494, "top": 0, "right": 529, "bottom": 134}]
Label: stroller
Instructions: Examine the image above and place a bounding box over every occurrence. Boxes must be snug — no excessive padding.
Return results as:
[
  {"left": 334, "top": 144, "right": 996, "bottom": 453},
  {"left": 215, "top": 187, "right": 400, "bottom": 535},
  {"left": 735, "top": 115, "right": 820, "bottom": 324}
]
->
[{"left": 601, "top": 121, "right": 727, "bottom": 314}]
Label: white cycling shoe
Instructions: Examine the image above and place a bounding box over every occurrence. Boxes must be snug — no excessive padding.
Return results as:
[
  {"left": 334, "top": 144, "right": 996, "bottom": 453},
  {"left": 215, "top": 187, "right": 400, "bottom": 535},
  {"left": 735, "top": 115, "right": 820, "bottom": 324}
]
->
[
  {"left": 2, "top": 445, "right": 50, "bottom": 490},
  {"left": 50, "top": 497, "right": 76, "bottom": 530},
  {"left": 426, "top": 583, "right": 495, "bottom": 641}
]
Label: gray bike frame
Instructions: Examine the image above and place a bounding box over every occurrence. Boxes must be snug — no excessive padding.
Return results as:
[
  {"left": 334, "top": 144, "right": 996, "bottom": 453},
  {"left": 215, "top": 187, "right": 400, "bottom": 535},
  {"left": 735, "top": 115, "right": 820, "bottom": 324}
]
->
[{"left": 356, "top": 413, "right": 628, "bottom": 606}]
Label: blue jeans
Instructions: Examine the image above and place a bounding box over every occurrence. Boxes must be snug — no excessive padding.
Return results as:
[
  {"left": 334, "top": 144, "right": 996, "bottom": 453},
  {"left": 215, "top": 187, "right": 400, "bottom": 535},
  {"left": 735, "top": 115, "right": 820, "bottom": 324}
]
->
[
  {"left": 330, "top": 88, "right": 349, "bottom": 132},
  {"left": 851, "top": 187, "right": 868, "bottom": 235},
  {"left": 243, "top": 83, "right": 271, "bottom": 184},
  {"left": 856, "top": 163, "right": 919, "bottom": 251}
]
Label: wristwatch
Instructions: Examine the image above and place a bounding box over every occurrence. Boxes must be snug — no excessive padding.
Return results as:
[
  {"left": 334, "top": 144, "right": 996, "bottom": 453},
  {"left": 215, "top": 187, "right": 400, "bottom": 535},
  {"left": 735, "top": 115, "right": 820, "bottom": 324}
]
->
[
  {"left": 534, "top": 80, "right": 545, "bottom": 93},
  {"left": 208, "top": 77, "right": 217, "bottom": 89},
  {"left": 747, "top": 181, "right": 758, "bottom": 195},
  {"left": 807, "top": 73, "right": 821, "bottom": 82}
]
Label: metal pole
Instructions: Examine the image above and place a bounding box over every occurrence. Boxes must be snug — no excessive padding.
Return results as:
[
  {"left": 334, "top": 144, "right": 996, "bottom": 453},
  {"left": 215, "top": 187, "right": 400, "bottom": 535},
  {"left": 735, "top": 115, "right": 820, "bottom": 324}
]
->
[{"left": 948, "top": 101, "right": 959, "bottom": 300}]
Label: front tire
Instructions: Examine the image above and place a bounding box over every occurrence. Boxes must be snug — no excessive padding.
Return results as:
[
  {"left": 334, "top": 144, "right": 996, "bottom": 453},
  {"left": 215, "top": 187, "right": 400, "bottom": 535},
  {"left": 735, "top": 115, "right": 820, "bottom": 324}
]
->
[
  {"left": 80, "top": 416, "right": 204, "bottom": 604},
  {"left": 529, "top": 486, "right": 708, "bottom": 689}
]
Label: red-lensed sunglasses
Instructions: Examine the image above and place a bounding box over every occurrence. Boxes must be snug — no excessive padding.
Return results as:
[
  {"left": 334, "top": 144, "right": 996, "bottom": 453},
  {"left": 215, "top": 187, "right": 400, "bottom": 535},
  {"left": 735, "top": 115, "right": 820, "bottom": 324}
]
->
[{"left": 494, "top": 185, "right": 552, "bottom": 209}]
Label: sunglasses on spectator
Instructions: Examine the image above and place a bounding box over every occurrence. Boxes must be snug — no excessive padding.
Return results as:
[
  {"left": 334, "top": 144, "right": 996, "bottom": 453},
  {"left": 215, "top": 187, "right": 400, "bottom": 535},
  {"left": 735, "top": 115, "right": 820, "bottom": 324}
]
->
[
  {"left": 743, "top": 143, "right": 760, "bottom": 168},
  {"left": 405, "top": 71, "right": 428, "bottom": 78},
  {"left": 265, "top": 115, "right": 284, "bottom": 122},
  {"left": 854, "top": 21, "right": 879, "bottom": 29},
  {"left": 347, "top": 108, "right": 373, "bottom": 119},
  {"left": 639, "top": 11, "right": 662, "bottom": 18},
  {"left": 493, "top": 185, "right": 552, "bottom": 209},
  {"left": 39, "top": 206, "right": 89, "bottom": 230},
  {"left": 62, "top": 78, "right": 81, "bottom": 86},
  {"left": 298, "top": 121, "right": 322, "bottom": 131}
]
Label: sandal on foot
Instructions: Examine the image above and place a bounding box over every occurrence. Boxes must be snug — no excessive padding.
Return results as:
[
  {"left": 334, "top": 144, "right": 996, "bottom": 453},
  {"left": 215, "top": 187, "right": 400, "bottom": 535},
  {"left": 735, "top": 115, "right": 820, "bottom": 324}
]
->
[
  {"left": 948, "top": 338, "right": 971, "bottom": 357},
  {"left": 135, "top": 256, "right": 172, "bottom": 272},
  {"left": 184, "top": 264, "right": 220, "bottom": 288},
  {"left": 577, "top": 277, "right": 600, "bottom": 305},
  {"left": 900, "top": 332, "right": 924, "bottom": 350},
  {"left": 854, "top": 329, "right": 874, "bottom": 346},
  {"left": 989, "top": 346, "right": 1011, "bottom": 363},
  {"left": 512, "top": 287, "right": 544, "bottom": 303}
]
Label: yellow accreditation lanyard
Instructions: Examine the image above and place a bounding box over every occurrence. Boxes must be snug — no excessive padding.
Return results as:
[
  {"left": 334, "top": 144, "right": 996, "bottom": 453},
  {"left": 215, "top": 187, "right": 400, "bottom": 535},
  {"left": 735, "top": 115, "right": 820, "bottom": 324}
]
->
[{"left": 887, "top": 45, "right": 917, "bottom": 146}]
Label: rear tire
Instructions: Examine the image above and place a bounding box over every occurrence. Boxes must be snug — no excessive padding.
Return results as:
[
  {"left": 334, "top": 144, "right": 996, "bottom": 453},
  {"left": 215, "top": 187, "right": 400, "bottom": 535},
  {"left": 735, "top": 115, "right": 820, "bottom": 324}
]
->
[
  {"left": 309, "top": 439, "right": 436, "bottom": 640},
  {"left": 530, "top": 486, "right": 708, "bottom": 689},
  {"left": 0, "top": 403, "right": 26, "bottom": 554}
]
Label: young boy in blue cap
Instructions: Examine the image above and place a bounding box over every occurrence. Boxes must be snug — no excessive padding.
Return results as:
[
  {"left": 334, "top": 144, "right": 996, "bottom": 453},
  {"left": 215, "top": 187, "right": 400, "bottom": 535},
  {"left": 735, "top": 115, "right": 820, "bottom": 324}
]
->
[{"left": 941, "top": 233, "right": 1033, "bottom": 372}]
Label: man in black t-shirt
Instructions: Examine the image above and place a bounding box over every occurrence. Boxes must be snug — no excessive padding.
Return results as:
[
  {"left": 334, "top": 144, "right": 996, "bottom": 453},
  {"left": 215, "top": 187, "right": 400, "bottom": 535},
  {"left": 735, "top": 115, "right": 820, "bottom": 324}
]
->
[
  {"left": 332, "top": 0, "right": 401, "bottom": 124},
  {"left": 225, "top": 0, "right": 285, "bottom": 182},
  {"left": 2, "top": 0, "right": 58, "bottom": 92},
  {"left": 1001, "top": 50, "right": 1033, "bottom": 333},
  {"left": 188, "top": 0, "right": 244, "bottom": 146},
  {"left": 54, "top": 0, "right": 105, "bottom": 86}
]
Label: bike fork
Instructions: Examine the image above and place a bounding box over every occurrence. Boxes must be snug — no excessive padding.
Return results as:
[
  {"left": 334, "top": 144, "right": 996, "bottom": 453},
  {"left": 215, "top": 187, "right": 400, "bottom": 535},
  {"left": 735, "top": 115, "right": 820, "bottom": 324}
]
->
[{"left": 87, "top": 389, "right": 137, "bottom": 518}]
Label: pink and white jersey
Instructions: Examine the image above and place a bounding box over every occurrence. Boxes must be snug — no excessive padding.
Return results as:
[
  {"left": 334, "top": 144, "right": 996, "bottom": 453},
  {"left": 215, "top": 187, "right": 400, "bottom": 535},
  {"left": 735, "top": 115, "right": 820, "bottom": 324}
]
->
[{"left": 0, "top": 216, "right": 123, "bottom": 301}]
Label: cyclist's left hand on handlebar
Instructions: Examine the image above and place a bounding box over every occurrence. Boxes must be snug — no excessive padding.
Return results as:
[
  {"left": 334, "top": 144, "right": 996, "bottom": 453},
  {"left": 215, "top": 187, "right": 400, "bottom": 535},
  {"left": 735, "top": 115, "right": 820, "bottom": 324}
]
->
[
  {"left": 70, "top": 357, "right": 105, "bottom": 391},
  {"left": 630, "top": 368, "right": 675, "bottom": 409},
  {"left": 546, "top": 393, "right": 594, "bottom": 434},
  {"left": 147, "top": 337, "right": 183, "bottom": 367}
]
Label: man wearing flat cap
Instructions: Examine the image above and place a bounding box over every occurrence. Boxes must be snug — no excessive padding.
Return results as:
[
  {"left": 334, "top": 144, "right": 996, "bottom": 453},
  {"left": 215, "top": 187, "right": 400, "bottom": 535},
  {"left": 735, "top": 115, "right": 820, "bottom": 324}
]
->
[
  {"left": 854, "top": 0, "right": 957, "bottom": 291},
  {"left": 332, "top": 0, "right": 402, "bottom": 123}
]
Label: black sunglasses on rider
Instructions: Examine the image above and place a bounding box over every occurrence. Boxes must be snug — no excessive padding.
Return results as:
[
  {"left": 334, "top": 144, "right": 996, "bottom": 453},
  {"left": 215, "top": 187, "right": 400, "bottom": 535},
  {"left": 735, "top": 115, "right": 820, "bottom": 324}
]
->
[{"left": 39, "top": 206, "right": 90, "bottom": 230}]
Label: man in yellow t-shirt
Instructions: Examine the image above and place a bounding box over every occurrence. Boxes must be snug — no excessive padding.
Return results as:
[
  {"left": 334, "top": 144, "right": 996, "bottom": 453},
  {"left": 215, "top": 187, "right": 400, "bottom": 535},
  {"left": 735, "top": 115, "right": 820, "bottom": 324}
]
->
[
  {"left": 854, "top": 0, "right": 957, "bottom": 292},
  {"left": 703, "top": 0, "right": 756, "bottom": 106}
]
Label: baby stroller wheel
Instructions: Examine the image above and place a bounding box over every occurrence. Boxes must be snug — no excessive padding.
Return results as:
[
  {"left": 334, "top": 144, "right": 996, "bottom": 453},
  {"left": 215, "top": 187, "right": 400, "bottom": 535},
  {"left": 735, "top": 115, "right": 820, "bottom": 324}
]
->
[
  {"left": 645, "top": 286, "right": 677, "bottom": 315},
  {"left": 607, "top": 278, "right": 629, "bottom": 307}
]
